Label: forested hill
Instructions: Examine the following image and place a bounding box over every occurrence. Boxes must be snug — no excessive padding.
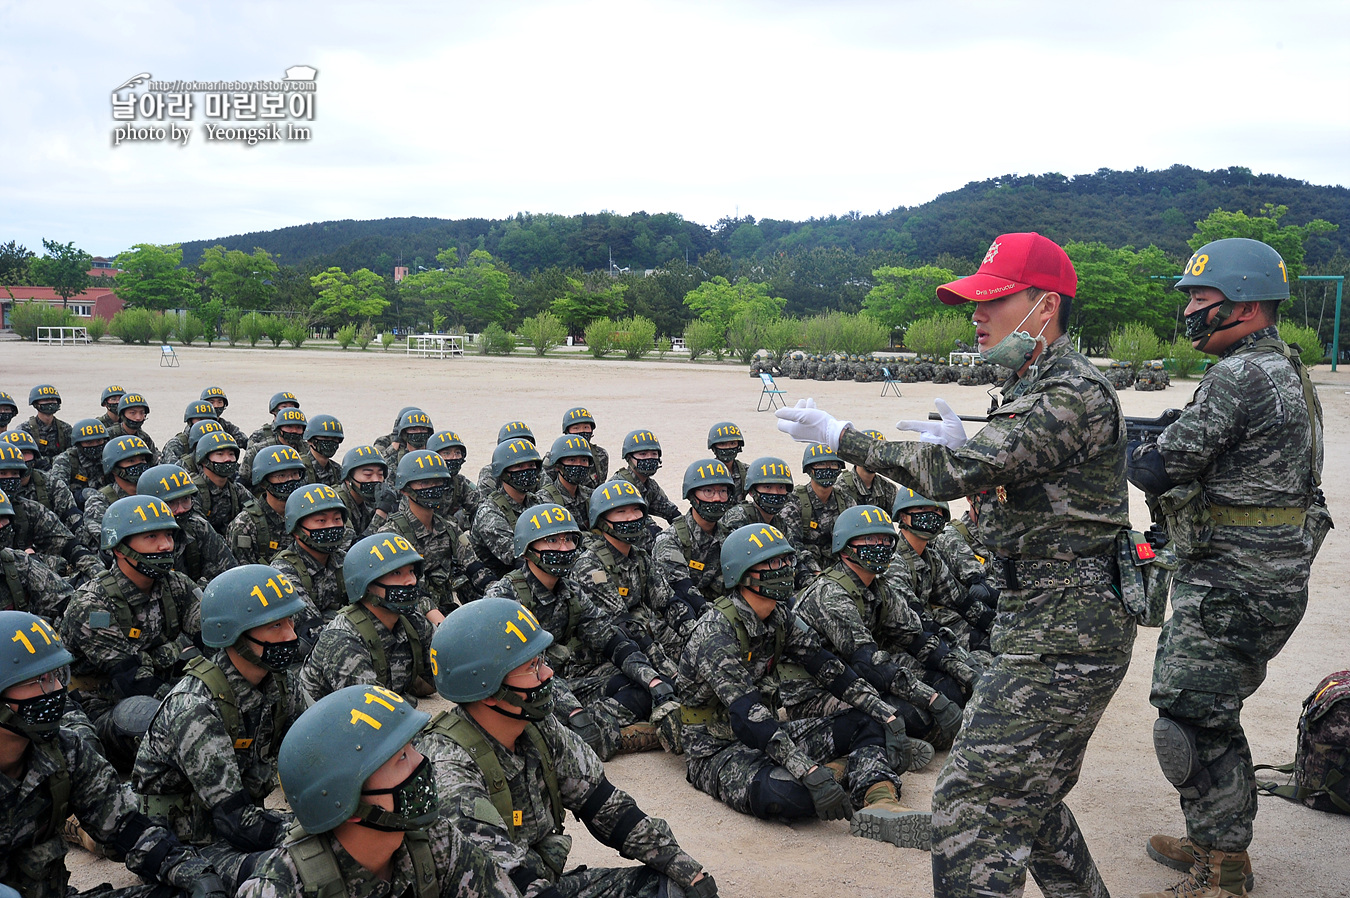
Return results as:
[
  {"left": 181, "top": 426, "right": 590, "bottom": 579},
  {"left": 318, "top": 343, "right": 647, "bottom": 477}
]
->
[{"left": 178, "top": 165, "right": 1350, "bottom": 274}]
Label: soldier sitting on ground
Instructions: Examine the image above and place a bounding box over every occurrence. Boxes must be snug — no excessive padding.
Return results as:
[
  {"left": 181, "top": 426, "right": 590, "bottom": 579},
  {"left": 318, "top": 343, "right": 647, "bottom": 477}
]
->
[
  {"left": 136, "top": 464, "right": 236, "bottom": 587},
  {"left": 0, "top": 488, "right": 75, "bottom": 621},
  {"left": 538, "top": 433, "right": 595, "bottom": 526},
  {"left": 107, "top": 393, "right": 159, "bottom": 462},
  {"left": 614, "top": 429, "right": 682, "bottom": 532},
  {"left": 778, "top": 443, "right": 857, "bottom": 579},
  {"left": 427, "top": 429, "right": 482, "bottom": 530},
  {"left": 472, "top": 438, "right": 545, "bottom": 580},
  {"left": 835, "top": 429, "right": 898, "bottom": 513},
  {"left": 707, "top": 421, "right": 749, "bottom": 502},
  {"left": 245, "top": 391, "right": 300, "bottom": 449},
  {"left": 334, "top": 444, "right": 389, "bottom": 540},
  {"left": 241, "top": 409, "right": 308, "bottom": 489},
  {"left": 160, "top": 401, "right": 220, "bottom": 468},
  {"left": 19, "top": 384, "right": 72, "bottom": 472},
  {"left": 190, "top": 431, "right": 252, "bottom": 538},
  {"left": 198, "top": 386, "right": 249, "bottom": 450},
  {"left": 48, "top": 418, "right": 108, "bottom": 509},
  {"left": 300, "top": 414, "right": 344, "bottom": 487},
  {"left": 0, "top": 433, "right": 84, "bottom": 542},
  {"left": 652, "top": 459, "right": 735, "bottom": 641},
  {"left": 270, "top": 484, "right": 350, "bottom": 643},
  {"left": 227, "top": 445, "right": 308, "bottom": 566}
]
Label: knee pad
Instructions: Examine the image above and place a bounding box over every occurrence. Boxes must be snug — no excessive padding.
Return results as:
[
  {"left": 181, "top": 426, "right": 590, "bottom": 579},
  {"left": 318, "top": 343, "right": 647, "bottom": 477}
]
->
[
  {"left": 831, "top": 709, "right": 883, "bottom": 752},
  {"left": 889, "top": 699, "right": 931, "bottom": 738},
  {"left": 747, "top": 766, "right": 815, "bottom": 820},
  {"left": 926, "top": 672, "right": 966, "bottom": 706},
  {"left": 1153, "top": 714, "right": 1241, "bottom": 801}
]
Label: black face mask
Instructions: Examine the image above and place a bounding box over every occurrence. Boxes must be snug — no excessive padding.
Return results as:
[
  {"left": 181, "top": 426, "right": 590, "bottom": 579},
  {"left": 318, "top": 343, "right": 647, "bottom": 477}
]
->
[
  {"left": 118, "top": 461, "right": 150, "bottom": 484},
  {"left": 1184, "top": 298, "right": 1239, "bottom": 348},
  {"left": 905, "top": 511, "right": 947, "bottom": 541},
  {"left": 300, "top": 525, "right": 346, "bottom": 551},
  {"left": 205, "top": 459, "right": 240, "bottom": 480},
  {"left": 120, "top": 417, "right": 143, "bottom": 433},
  {"left": 247, "top": 635, "right": 300, "bottom": 671},
  {"left": 443, "top": 459, "right": 464, "bottom": 478},
  {"left": 122, "top": 546, "right": 177, "bottom": 579},
  {"left": 2, "top": 689, "right": 66, "bottom": 740},
  {"left": 374, "top": 583, "right": 420, "bottom": 614},
  {"left": 489, "top": 676, "right": 554, "bottom": 722},
  {"left": 402, "top": 431, "right": 430, "bottom": 449},
  {"left": 309, "top": 438, "right": 342, "bottom": 460},
  {"left": 502, "top": 467, "right": 541, "bottom": 493},
  {"left": 267, "top": 478, "right": 304, "bottom": 500},
  {"left": 354, "top": 479, "right": 382, "bottom": 500},
  {"left": 409, "top": 483, "right": 448, "bottom": 510},
  {"left": 605, "top": 515, "right": 647, "bottom": 542},
  {"left": 527, "top": 546, "right": 579, "bottom": 577},
  {"left": 0, "top": 411, "right": 14, "bottom": 428},
  {"left": 632, "top": 457, "right": 661, "bottom": 477},
  {"left": 848, "top": 541, "right": 895, "bottom": 574},
  {"left": 34, "top": 401, "right": 60, "bottom": 416},
  {"left": 357, "top": 756, "right": 440, "bottom": 832},
  {"left": 278, "top": 430, "right": 304, "bottom": 449},
  {"left": 78, "top": 445, "right": 105, "bottom": 464},
  {"left": 691, "top": 497, "right": 733, "bottom": 523},
  {"left": 559, "top": 462, "right": 592, "bottom": 486},
  {"left": 712, "top": 447, "right": 742, "bottom": 468},
  {"left": 753, "top": 489, "right": 790, "bottom": 514},
  {"left": 747, "top": 565, "right": 795, "bottom": 601},
  {"left": 0, "top": 475, "right": 21, "bottom": 496},
  {"left": 808, "top": 466, "right": 842, "bottom": 488}
]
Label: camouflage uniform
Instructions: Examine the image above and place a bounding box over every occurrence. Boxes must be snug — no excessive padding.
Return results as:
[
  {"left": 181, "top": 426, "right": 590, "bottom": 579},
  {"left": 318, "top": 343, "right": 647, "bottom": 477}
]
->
[
  {"left": 717, "top": 497, "right": 818, "bottom": 590},
  {"left": 613, "top": 467, "right": 680, "bottom": 524},
  {"left": 306, "top": 451, "right": 342, "bottom": 487},
  {"left": 132, "top": 648, "right": 298, "bottom": 889},
  {"left": 837, "top": 333, "right": 1136, "bottom": 897},
  {"left": 215, "top": 416, "right": 249, "bottom": 449},
  {"left": 12, "top": 493, "right": 98, "bottom": 579},
  {"left": 0, "top": 546, "right": 75, "bottom": 621},
  {"left": 270, "top": 544, "right": 348, "bottom": 640},
  {"left": 60, "top": 564, "right": 202, "bottom": 722},
  {"left": 298, "top": 603, "right": 435, "bottom": 706},
  {"left": 418, "top": 705, "right": 703, "bottom": 898},
  {"left": 677, "top": 591, "right": 903, "bottom": 817},
  {"left": 778, "top": 483, "right": 856, "bottom": 575},
  {"left": 1, "top": 723, "right": 221, "bottom": 898},
  {"left": 49, "top": 445, "right": 104, "bottom": 502},
  {"left": 236, "top": 812, "right": 520, "bottom": 898},
  {"left": 82, "top": 481, "right": 133, "bottom": 550},
  {"left": 470, "top": 488, "right": 540, "bottom": 580},
  {"left": 929, "top": 514, "right": 990, "bottom": 587},
  {"left": 543, "top": 444, "right": 610, "bottom": 488},
  {"left": 1145, "top": 326, "right": 1322, "bottom": 852},
  {"left": 651, "top": 511, "right": 724, "bottom": 638},
  {"left": 240, "top": 434, "right": 293, "bottom": 489},
  {"left": 379, "top": 501, "right": 488, "bottom": 612},
  {"left": 538, "top": 474, "right": 591, "bottom": 530},
  {"left": 442, "top": 472, "right": 483, "bottom": 531},
  {"left": 173, "top": 510, "right": 238, "bottom": 585},
  {"left": 160, "top": 430, "right": 195, "bottom": 467},
  {"left": 836, "top": 469, "right": 897, "bottom": 514},
  {"left": 17, "top": 469, "right": 83, "bottom": 535},
  {"left": 571, "top": 541, "right": 681, "bottom": 684},
  {"left": 19, "top": 415, "right": 72, "bottom": 471},
  {"left": 192, "top": 471, "right": 253, "bottom": 537},
  {"left": 227, "top": 499, "right": 293, "bottom": 566},
  {"left": 885, "top": 539, "right": 988, "bottom": 690}
]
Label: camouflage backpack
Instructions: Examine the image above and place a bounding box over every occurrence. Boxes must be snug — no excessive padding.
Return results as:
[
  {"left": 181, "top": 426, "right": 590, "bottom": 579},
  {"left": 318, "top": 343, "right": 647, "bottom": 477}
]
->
[{"left": 1256, "top": 670, "right": 1350, "bottom": 814}]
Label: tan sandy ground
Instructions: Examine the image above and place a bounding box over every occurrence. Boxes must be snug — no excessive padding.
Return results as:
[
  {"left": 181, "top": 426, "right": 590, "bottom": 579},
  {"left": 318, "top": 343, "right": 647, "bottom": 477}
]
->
[{"left": 4, "top": 340, "right": 1348, "bottom": 898}]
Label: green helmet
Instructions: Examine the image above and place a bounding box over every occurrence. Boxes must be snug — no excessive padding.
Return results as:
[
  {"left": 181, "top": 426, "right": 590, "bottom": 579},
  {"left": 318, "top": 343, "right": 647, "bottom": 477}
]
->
[
  {"left": 28, "top": 385, "right": 61, "bottom": 408},
  {"left": 340, "top": 445, "right": 388, "bottom": 481},
  {"left": 831, "top": 504, "right": 896, "bottom": 555},
  {"left": 272, "top": 407, "right": 307, "bottom": 432},
  {"left": 279, "top": 684, "right": 430, "bottom": 834},
  {"left": 512, "top": 502, "right": 581, "bottom": 558},
  {"left": 268, "top": 391, "right": 300, "bottom": 414},
  {"left": 802, "top": 443, "right": 840, "bottom": 471},
  {"left": 0, "top": 447, "right": 25, "bottom": 480},
  {"left": 72, "top": 419, "right": 108, "bottom": 445},
  {"left": 284, "top": 482, "right": 348, "bottom": 533},
  {"left": 136, "top": 464, "right": 198, "bottom": 504},
  {"left": 398, "top": 409, "right": 434, "bottom": 438},
  {"left": 187, "top": 420, "right": 225, "bottom": 452},
  {"left": 116, "top": 392, "right": 150, "bottom": 416},
  {"left": 0, "top": 488, "right": 13, "bottom": 519},
  {"left": 744, "top": 456, "right": 793, "bottom": 489},
  {"left": 892, "top": 487, "right": 947, "bottom": 515},
  {"left": 431, "top": 597, "right": 553, "bottom": 702},
  {"left": 561, "top": 407, "right": 596, "bottom": 433},
  {"left": 390, "top": 407, "right": 422, "bottom": 432},
  {"left": 251, "top": 444, "right": 307, "bottom": 487},
  {"left": 200, "top": 564, "right": 308, "bottom": 648},
  {"left": 0, "top": 611, "right": 72, "bottom": 740},
  {"left": 200, "top": 386, "right": 228, "bottom": 408},
  {"left": 0, "top": 432, "right": 36, "bottom": 458},
  {"left": 101, "top": 495, "right": 179, "bottom": 552},
  {"left": 183, "top": 400, "right": 218, "bottom": 424},
  {"left": 497, "top": 421, "right": 534, "bottom": 444},
  {"left": 621, "top": 429, "right": 662, "bottom": 458},
  {"left": 491, "top": 439, "right": 541, "bottom": 479},
  {"left": 303, "top": 414, "right": 344, "bottom": 443},
  {"left": 395, "top": 449, "right": 451, "bottom": 490},
  {"left": 548, "top": 433, "right": 593, "bottom": 465},
  {"left": 1177, "top": 238, "right": 1290, "bottom": 304},
  {"left": 588, "top": 477, "right": 647, "bottom": 529},
  {"left": 344, "top": 532, "right": 424, "bottom": 603},
  {"left": 721, "top": 523, "right": 795, "bottom": 590},
  {"left": 194, "top": 430, "right": 239, "bottom": 464},
  {"left": 427, "top": 430, "right": 466, "bottom": 456},
  {"left": 707, "top": 421, "right": 744, "bottom": 449},
  {"left": 101, "top": 434, "right": 153, "bottom": 476},
  {"left": 682, "top": 458, "right": 734, "bottom": 496},
  {"left": 0, "top": 392, "right": 15, "bottom": 417},
  {"left": 100, "top": 385, "right": 127, "bottom": 408}
]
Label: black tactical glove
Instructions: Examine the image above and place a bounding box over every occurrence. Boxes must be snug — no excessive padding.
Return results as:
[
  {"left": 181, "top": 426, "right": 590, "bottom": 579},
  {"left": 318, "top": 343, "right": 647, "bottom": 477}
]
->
[
  {"left": 649, "top": 679, "right": 676, "bottom": 706},
  {"left": 802, "top": 766, "right": 853, "bottom": 821},
  {"left": 966, "top": 577, "right": 998, "bottom": 607},
  {"left": 567, "top": 710, "right": 603, "bottom": 754},
  {"left": 191, "top": 873, "right": 228, "bottom": 898},
  {"left": 929, "top": 694, "right": 963, "bottom": 745},
  {"left": 375, "top": 482, "right": 401, "bottom": 515},
  {"left": 882, "top": 716, "right": 912, "bottom": 771},
  {"left": 1144, "top": 523, "right": 1169, "bottom": 552},
  {"left": 686, "top": 873, "right": 718, "bottom": 898}
]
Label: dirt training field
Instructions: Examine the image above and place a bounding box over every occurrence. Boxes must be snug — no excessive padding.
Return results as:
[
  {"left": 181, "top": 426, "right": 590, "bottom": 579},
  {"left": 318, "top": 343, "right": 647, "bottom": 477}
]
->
[{"left": 6, "top": 340, "right": 1348, "bottom": 898}]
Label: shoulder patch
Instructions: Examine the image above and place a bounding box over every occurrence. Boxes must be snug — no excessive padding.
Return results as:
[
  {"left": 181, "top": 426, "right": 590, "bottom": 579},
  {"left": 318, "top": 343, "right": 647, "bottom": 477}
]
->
[
  {"left": 590, "top": 569, "right": 607, "bottom": 585},
  {"left": 464, "top": 795, "right": 507, "bottom": 828}
]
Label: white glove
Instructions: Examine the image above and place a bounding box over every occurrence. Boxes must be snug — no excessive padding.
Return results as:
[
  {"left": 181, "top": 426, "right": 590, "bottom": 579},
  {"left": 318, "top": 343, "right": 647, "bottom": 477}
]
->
[
  {"left": 896, "top": 397, "right": 967, "bottom": 449},
  {"left": 775, "top": 398, "right": 851, "bottom": 449}
]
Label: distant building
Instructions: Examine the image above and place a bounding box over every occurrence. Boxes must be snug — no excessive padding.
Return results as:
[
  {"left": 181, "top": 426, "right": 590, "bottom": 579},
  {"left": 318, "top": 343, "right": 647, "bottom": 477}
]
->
[
  {"left": 89, "top": 257, "right": 118, "bottom": 277},
  {"left": 0, "top": 285, "right": 124, "bottom": 330}
]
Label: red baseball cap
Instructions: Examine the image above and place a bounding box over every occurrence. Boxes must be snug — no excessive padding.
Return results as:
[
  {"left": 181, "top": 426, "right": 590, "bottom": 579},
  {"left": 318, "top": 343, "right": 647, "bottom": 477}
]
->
[{"left": 937, "top": 232, "right": 1077, "bottom": 305}]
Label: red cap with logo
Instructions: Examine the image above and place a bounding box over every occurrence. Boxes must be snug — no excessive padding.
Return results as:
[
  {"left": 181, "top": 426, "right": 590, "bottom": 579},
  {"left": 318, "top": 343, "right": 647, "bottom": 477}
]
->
[{"left": 937, "top": 232, "right": 1077, "bottom": 305}]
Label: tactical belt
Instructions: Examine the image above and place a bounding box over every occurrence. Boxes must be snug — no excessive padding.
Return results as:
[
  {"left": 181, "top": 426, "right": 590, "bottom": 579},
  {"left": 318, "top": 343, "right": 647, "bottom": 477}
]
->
[
  {"left": 990, "top": 554, "right": 1117, "bottom": 591},
  {"left": 1208, "top": 504, "right": 1306, "bottom": 528}
]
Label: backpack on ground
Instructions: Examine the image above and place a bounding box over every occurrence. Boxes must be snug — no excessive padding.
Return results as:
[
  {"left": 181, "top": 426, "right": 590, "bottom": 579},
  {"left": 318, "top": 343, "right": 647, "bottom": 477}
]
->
[{"left": 1256, "top": 670, "right": 1350, "bottom": 814}]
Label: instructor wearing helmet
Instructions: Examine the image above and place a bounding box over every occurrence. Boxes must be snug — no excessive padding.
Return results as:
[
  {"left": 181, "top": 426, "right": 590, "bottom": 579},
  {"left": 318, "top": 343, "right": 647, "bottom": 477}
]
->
[{"left": 1127, "top": 238, "right": 1326, "bottom": 898}]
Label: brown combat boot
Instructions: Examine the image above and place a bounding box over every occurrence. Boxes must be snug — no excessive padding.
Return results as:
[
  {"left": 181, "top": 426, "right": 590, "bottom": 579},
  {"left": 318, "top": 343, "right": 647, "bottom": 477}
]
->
[
  {"left": 849, "top": 781, "right": 931, "bottom": 850},
  {"left": 1139, "top": 844, "right": 1250, "bottom": 898},
  {"left": 617, "top": 722, "right": 662, "bottom": 753},
  {"left": 1148, "top": 835, "right": 1255, "bottom": 892},
  {"left": 62, "top": 814, "right": 109, "bottom": 857},
  {"left": 823, "top": 757, "right": 848, "bottom": 785}
]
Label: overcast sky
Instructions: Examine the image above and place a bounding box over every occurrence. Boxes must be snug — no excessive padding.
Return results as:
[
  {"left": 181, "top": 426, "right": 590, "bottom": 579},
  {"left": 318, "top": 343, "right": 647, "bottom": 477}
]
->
[{"left": 2, "top": 1, "right": 1347, "bottom": 258}]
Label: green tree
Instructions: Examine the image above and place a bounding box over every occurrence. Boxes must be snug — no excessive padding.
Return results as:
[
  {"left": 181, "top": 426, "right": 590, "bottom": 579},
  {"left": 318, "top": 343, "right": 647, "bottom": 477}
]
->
[
  {"left": 30, "top": 240, "right": 94, "bottom": 309},
  {"left": 519, "top": 311, "right": 567, "bottom": 356},
  {"left": 8, "top": 301, "right": 74, "bottom": 340},
  {"left": 0, "top": 241, "right": 35, "bottom": 284},
  {"left": 682, "top": 276, "right": 785, "bottom": 337},
  {"left": 174, "top": 313, "right": 206, "bottom": 345},
  {"left": 863, "top": 265, "right": 956, "bottom": 330},
  {"left": 1276, "top": 321, "right": 1325, "bottom": 366},
  {"left": 400, "top": 250, "right": 516, "bottom": 332},
  {"left": 683, "top": 319, "right": 724, "bottom": 361},
  {"left": 1063, "top": 241, "right": 1176, "bottom": 353},
  {"left": 1190, "top": 204, "right": 1337, "bottom": 282},
  {"left": 198, "top": 246, "right": 279, "bottom": 310},
  {"left": 113, "top": 243, "right": 197, "bottom": 311},
  {"left": 904, "top": 313, "right": 975, "bottom": 356},
  {"left": 551, "top": 277, "right": 627, "bottom": 332},
  {"left": 309, "top": 267, "right": 389, "bottom": 327},
  {"left": 583, "top": 318, "right": 616, "bottom": 358},
  {"left": 1108, "top": 321, "right": 1163, "bottom": 371},
  {"left": 613, "top": 315, "right": 657, "bottom": 359}
]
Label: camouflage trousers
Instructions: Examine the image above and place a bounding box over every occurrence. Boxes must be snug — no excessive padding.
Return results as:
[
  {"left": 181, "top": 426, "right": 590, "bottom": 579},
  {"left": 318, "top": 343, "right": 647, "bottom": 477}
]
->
[
  {"left": 554, "top": 864, "right": 668, "bottom": 898},
  {"left": 1150, "top": 580, "right": 1308, "bottom": 850},
  {"left": 566, "top": 665, "right": 665, "bottom": 759},
  {"left": 931, "top": 649, "right": 1131, "bottom": 898},
  {"left": 687, "top": 710, "right": 901, "bottom": 818}
]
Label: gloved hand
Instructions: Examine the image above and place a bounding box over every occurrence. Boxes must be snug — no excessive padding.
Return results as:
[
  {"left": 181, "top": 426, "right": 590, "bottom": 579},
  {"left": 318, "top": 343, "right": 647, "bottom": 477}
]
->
[
  {"left": 191, "top": 873, "right": 228, "bottom": 898},
  {"left": 775, "top": 399, "right": 851, "bottom": 449},
  {"left": 882, "top": 716, "right": 913, "bottom": 771},
  {"left": 686, "top": 873, "right": 718, "bottom": 898},
  {"left": 897, "top": 398, "right": 967, "bottom": 449},
  {"left": 649, "top": 679, "right": 676, "bottom": 706},
  {"left": 375, "top": 482, "right": 401, "bottom": 515},
  {"left": 1144, "top": 523, "right": 1169, "bottom": 552},
  {"left": 567, "top": 710, "right": 603, "bottom": 754},
  {"left": 929, "top": 693, "right": 964, "bottom": 745},
  {"left": 802, "top": 766, "right": 853, "bottom": 821},
  {"left": 967, "top": 577, "right": 998, "bottom": 607}
]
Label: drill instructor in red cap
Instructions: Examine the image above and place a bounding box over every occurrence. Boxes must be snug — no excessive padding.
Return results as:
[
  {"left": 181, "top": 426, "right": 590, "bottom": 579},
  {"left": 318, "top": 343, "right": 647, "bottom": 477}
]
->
[{"left": 777, "top": 233, "right": 1137, "bottom": 897}]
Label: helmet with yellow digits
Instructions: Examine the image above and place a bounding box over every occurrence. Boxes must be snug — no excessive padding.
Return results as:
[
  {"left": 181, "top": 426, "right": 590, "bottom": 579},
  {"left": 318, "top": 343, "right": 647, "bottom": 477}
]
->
[
  {"left": 251, "top": 444, "right": 307, "bottom": 487},
  {"left": 745, "top": 456, "right": 793, "bottom": 490},
  {"left": 562, "top": 407, "right": 596, "bottom": 435},
  {"left": 194, "top": 430, "right": 238, "bottom": 464},
  {"left": 497, "top": 420, "right": 534, "bottom": 444},
  {"left": 1177, "top": 238, "right": 1290, "bottom": 304},
  {"left": 72, "top": 418, "right": 108, "bottom": 446},
  {"left": 513, "top": 502, "right": 581, "bottom": 572},
  {"left": 100, "top": 495, "right": 180, "bottom": 552},
  {"left": 28, "top": 385, "right": 61, "bottom": 410},
  {"left": 200, "top": 386, "right": 229, "bottom": 410},
  {"left": 491, "top": 438, "right": 542, "bottom": 480},
  {"left": 397, "top": 410, "right": 434, "bottom": 450},
  {"left": 344, "top": 532, "right": 424, "bottom": 603},
  {"left": 682, "top": 458, "right": 735, "bottom": 523},
  {"left": 721, "top": 523, "right": 796, "bottom": 592},
  {"left": 279, "top": 684, "right": 431, "bottom": 833},
  {"left": 833, "top": 504, "right": 897, "bottom": 574},
  {"left": 100, "top": 385, "right": 127, "bottom": 409},
  {"left": 395, "top": 449, "right": 451, "bottom": 490},
  {"left": 201, "top": 564, "right": 308, "bottom": 648},
  {"left": 183, "top": 400, "right": 218, "bottom": 424},
  {"left": 284, "top": 483, "right": 348, "bottom": 534},
  {"left": 547, "top": 434, "right": 593, "bottom": 486},
  {"left": 268, "top": 391, "right": 300, "bottom": 414},
  {"left": 588, "top": 477, "right": 647, "bottom": 529},
  {"left": 101, "top": 435, "right": 153, "bottom": 477},
  {"left": 431, "top": 597, "right": 553, "bottom": 703},
  {"left": 0, "top": 611, "right": 72, "bottom": 741},
  {"left": 340, "top": 445, "right": 388, "bottom": 481},
  {"left": 187, "top": 420, "right": 226, "bottom": 454},
  {"left": 136, "top": 464, "right": 199, "bottom": 504},
  {"left": 0, "top": 432, "right": 37, "bottom": 458}
]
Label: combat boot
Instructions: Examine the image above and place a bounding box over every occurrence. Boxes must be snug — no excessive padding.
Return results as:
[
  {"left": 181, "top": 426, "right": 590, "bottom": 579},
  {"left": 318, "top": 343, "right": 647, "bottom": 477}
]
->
[
  {"left": 849, "top": 781, "right": 931, "bottom": 850},
  {"left": 823, "top": 757, "right": 848, "bottom": 785},
  {"left": 62, "top": 814, "right": 109, "bottom": 857},
  {"left": 1139, "top": 845, "right": 1250, "bottom": 898},
  {"left": 1148, "top": 835, "right": 1254, "bottom": 892},
  {"left": 617, "top": 722, "right": 662, "bottom": 753}
]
